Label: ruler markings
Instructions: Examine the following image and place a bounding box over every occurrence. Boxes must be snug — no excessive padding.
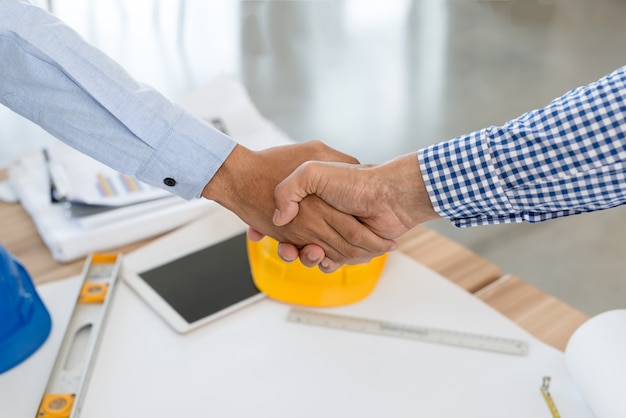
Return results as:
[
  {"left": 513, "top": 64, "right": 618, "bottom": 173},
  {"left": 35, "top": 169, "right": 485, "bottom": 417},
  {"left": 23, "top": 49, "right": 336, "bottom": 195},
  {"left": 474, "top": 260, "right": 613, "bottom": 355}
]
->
[{"left": 287, "top": 308, "right": 529, "bottom": 356}]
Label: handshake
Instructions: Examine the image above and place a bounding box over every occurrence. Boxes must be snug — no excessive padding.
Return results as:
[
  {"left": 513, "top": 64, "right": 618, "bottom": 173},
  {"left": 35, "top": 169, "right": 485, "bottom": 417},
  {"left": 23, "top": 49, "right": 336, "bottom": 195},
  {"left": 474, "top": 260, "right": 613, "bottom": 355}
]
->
[{"left": 201, "top": 140, "right": 441, "bottom": 273}]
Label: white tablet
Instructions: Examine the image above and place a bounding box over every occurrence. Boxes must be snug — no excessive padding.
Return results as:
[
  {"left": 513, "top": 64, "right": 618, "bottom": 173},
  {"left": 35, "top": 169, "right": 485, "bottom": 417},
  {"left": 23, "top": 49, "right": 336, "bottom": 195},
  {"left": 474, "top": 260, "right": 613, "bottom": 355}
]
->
[{"left": 123, "top": 212, "right": 265, "bottom": 334}]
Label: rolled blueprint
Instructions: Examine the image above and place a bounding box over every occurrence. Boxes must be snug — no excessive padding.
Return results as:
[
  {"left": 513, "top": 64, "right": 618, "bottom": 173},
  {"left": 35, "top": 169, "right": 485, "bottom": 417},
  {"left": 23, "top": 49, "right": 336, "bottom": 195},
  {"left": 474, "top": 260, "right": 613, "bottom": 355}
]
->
[{"left": 565, "top": 309, "right": 626, "bottom": 418}]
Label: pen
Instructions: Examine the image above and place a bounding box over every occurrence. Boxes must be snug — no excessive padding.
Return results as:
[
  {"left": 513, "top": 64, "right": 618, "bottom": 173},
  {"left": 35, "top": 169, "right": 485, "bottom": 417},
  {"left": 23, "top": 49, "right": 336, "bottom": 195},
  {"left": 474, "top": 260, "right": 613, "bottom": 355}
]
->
[{"left": 42, "top": 148, "right": 66, "bottom": 203}]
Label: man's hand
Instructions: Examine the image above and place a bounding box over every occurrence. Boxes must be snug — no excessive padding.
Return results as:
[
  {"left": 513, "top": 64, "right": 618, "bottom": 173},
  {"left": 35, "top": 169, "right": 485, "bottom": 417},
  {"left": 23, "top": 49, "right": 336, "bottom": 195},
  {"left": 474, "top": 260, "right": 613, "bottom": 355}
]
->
[
  {"left": 273, "top": 153, "right": 441, "bottom": 240},
  {"left": 202, "top": 141, "right": 397, "bottom": 272}
]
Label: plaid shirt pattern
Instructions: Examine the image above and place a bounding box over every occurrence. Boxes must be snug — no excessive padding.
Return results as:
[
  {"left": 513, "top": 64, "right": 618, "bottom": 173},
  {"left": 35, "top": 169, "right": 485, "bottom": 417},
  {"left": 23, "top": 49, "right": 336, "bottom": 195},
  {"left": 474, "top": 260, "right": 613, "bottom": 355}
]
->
[{"left": 419, "top": 66, "right": 626, "bottom": 227}]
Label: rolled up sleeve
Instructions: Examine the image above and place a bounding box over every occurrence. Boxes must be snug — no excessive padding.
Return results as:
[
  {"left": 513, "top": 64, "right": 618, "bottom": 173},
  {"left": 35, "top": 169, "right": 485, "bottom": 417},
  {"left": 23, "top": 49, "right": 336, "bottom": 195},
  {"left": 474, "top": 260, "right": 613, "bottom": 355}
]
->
[{"left": 419, "top": 65, "right": 626, "bottom": 227}]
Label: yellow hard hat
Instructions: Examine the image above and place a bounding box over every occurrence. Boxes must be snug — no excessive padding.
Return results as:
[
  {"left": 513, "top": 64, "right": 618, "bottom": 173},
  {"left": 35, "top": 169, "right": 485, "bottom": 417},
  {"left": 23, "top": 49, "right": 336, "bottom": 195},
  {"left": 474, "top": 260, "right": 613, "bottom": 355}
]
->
[{"left": 247, "top": 236, "right": 387, "bottom": 307}]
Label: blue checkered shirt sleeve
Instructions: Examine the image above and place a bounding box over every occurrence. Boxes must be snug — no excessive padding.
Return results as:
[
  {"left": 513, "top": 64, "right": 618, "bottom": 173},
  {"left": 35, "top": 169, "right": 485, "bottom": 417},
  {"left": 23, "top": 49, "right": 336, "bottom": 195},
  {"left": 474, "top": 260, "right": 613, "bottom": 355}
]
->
[{"left": 419, "top": 66, "right": 626, "bottom": 227}]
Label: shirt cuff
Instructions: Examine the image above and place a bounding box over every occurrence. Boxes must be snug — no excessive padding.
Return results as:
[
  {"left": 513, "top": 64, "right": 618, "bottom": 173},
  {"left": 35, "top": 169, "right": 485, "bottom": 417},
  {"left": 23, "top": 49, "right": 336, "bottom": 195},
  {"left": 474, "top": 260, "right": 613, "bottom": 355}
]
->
[
  {"left": 136, "top": 109, "right": 237, "bottom": 200},
  {"left": 418, "top": 129, "right": 516, "bottom": 227}
]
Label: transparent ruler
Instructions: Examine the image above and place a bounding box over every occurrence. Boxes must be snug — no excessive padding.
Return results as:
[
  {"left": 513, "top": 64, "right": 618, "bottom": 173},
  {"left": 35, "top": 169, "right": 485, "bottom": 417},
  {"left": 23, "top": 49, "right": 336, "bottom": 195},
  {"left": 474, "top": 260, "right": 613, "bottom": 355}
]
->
[
  {"left": 287, "top": 308, "right": 529, "bottom": 356},
  {"left": 36, "top": 253, "right": 122, "bottom": 418}
]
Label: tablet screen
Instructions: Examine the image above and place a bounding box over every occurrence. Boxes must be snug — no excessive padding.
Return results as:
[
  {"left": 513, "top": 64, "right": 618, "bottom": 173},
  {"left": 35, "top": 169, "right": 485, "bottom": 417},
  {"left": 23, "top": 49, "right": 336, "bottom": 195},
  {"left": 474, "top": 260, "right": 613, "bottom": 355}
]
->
[{"left": 137, "top": 233, "right": 260, "bottom": 324}]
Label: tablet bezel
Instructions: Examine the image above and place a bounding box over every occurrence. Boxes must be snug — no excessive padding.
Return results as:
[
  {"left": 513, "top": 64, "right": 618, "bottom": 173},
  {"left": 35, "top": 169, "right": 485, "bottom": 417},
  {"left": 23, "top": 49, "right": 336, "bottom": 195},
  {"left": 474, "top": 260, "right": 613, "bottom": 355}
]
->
[{"left": 122, "top": 211, "right": 265, "bottom": 333}]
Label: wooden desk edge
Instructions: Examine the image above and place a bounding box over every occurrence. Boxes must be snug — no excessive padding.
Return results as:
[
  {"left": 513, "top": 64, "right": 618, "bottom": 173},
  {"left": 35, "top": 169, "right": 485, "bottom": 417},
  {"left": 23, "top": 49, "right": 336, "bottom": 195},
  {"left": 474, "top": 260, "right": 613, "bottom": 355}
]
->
[{"left": 475, "top": 274, "right": 589, "bottom": 351}]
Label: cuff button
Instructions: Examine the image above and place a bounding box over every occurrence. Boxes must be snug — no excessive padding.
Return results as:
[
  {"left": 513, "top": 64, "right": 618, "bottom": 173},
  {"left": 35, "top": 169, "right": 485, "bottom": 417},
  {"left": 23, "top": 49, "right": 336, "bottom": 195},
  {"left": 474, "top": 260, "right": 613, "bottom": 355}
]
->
[{"left": 163, "top": 177, "right": 176, "bottom": 187}]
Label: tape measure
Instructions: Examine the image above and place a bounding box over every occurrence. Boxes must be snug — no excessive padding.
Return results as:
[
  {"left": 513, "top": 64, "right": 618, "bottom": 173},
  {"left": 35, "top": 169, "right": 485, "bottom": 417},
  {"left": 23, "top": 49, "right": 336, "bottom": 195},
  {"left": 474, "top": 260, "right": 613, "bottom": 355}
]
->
[
  {"left": 540, "top": 377, "right": 562, "bottom": 418},
  {"left": 37, "top": 253, "right": 122, "bottom": 418},
  {"left": 287, "top": 309, "right": 529, "bottom": 356}
]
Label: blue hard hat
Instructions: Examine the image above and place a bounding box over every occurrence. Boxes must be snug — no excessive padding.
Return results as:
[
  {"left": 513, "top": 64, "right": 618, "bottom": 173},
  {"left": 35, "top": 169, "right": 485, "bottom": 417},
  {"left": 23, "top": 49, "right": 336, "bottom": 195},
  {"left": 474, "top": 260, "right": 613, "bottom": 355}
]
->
[{"left": 0, "top": 244, "right": 51, "bottom": 374}]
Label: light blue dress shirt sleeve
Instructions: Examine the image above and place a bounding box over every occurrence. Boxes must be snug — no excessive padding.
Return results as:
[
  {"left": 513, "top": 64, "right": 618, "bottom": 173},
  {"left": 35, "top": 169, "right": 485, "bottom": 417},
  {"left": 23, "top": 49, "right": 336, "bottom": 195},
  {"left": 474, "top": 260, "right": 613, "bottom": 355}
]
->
[{"left": 0, "top": 0, "right": 237, "bottom": 199}]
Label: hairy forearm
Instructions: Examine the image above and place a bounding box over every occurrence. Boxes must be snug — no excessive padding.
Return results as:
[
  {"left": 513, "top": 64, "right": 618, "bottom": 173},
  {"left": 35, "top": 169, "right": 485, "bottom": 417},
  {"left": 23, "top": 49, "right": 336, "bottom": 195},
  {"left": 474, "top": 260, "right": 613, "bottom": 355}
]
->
[{"left": 367, "top": 152, "right": 440, "bottom": 232}]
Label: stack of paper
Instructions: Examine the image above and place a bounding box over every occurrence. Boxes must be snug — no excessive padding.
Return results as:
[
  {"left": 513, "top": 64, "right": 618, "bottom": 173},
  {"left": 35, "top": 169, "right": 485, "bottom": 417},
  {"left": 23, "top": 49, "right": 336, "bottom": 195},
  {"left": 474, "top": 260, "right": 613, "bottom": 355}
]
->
[
  {"left": 44, "top": 140, "right": 207, "bottom": 231},
  {"left": 44, "top": 140, "right": 184, "bottom": 229},
  {"left": 8, "top": 75, "right": 292, "bottom": 262},
  {"left": 8, "top": 150, "right": 213, "bottom": 262}
]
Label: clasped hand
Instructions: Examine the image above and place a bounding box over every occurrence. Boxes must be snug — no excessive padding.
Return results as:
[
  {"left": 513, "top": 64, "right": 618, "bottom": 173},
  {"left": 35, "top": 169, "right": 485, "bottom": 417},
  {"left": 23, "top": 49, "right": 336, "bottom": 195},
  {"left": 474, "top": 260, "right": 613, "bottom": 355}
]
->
[
  {"left": 202, "top": 141, "right": 401, "bottom": 273},
  {"left": 269, "top": 152, "right": 441, "bottom": 271}
]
